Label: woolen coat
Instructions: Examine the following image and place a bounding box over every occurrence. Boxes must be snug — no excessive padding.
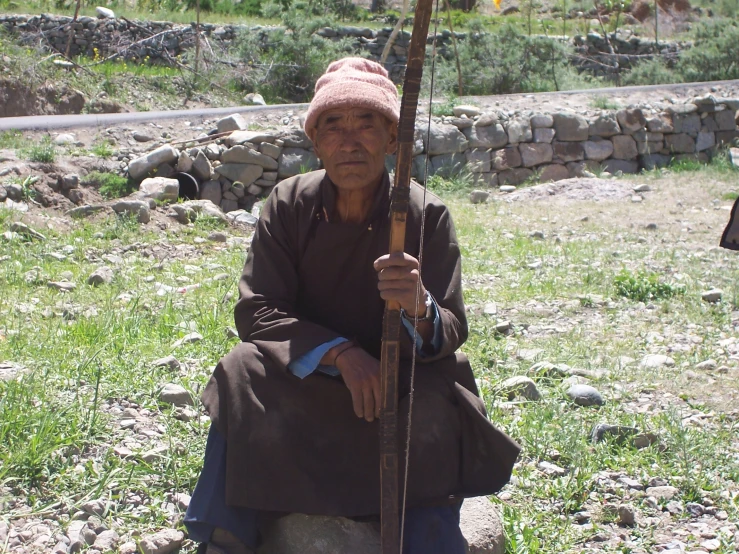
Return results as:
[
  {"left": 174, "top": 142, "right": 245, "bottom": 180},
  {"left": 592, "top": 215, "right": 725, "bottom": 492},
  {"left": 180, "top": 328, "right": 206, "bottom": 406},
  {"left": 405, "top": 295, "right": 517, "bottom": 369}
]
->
[{"left": 201, "top": 169, "right": 520, "bottom": 516}]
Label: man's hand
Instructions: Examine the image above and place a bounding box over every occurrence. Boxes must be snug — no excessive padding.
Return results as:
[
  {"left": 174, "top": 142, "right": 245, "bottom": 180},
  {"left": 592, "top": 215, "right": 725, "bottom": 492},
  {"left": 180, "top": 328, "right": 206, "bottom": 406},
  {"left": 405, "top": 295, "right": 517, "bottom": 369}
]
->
[
  {"left": 334, "top": 346, "right": 381, "bottom": 422},
  {"left": 374, "top": 252, "right": 427, "bottom": 317}
]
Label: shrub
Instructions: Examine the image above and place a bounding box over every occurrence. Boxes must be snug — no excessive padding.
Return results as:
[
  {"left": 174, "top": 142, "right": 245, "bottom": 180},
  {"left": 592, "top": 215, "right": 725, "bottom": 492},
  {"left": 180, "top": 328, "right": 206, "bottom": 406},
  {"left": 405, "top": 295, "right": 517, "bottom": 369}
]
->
[
  {"left": 90, "top": 142, "right": 115, "bottom": 159},
  {"left": 82, "top": 171, "right": 134, "bottom": 199},
  {"left": 621, "top": 58, "right": 680, "bottom": 86},
  {"left": 677, "top": 21, "right": 739, "bottom": 82},
  {"left": 613, "top": 269, "right": 684, "bottom": 302},
  {"left": 25, "top": 139, "right": 56, "bottom": 164}
]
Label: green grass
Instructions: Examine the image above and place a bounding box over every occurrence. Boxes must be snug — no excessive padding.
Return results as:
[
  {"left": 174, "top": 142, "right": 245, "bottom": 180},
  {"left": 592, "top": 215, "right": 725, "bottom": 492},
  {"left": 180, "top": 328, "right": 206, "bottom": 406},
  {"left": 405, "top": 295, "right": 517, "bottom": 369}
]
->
[
  {"left": 1, "top": 165, "right": 739, "bottom": 552},
  {"left": 82, "top": 171, "right": 135, "bottom": 199},
  {"left": 591, "top": 95, "right": 620, "bottom": 110},
  {"left": 0, "top": 130, "right": 30, "bottom": 150},
  {"left": 90, "top": 141, "right": 116, "bottom": 159}
]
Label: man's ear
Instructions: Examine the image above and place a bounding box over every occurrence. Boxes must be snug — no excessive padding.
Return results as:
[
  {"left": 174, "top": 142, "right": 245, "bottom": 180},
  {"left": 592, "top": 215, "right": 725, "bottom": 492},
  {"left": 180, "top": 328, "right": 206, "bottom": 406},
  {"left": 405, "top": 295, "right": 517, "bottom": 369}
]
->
[{"left": 385, "top": 120, "right": 398, "bottom": 155}]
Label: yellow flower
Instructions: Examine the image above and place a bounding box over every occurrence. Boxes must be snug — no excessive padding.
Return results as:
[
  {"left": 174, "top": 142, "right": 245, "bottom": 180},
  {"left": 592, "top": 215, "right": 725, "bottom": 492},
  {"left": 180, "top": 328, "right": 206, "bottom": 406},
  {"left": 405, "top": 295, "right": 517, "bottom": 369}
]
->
[{"left": 494, "top": 0, "right": 502, "bottom": 8}]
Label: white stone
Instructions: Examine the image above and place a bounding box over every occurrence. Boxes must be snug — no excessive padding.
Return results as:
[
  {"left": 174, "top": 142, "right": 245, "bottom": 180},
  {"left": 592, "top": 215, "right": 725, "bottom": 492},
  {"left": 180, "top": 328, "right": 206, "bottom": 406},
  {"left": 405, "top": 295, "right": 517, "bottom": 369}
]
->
[
  {"left": 640, "top": 354, "right": 675, "bottom": 368},
  {"left": 95, "top": 6, "right": 116, "bottom": 18},
  {"left": 217, "top": 113, "right": 247, "bottom": 134},
  {"left": 452, "top": 105, "right": 482, "bottom": 118},
  {"left": 138, "top": 529, "right": 184, "bottom": 554},
  {"left": 701, "top": 289, "right": 723, "bottom": 303},
  {"left": 54, "top": 133, "right": 75, "bottom": 145},
  {"left": 159, "top": 384, "right": 193, "bottom": 407},
  {"left": 140, "top": 177, "right": 179, "bottom": 203}
]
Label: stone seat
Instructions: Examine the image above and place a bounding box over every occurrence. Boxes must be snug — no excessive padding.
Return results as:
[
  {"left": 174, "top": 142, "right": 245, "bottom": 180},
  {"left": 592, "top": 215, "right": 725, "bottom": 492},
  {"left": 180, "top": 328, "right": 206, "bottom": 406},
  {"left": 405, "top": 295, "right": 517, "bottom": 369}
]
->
[{"left": 256, "top": 496, "right": 504, "bottom": 554}]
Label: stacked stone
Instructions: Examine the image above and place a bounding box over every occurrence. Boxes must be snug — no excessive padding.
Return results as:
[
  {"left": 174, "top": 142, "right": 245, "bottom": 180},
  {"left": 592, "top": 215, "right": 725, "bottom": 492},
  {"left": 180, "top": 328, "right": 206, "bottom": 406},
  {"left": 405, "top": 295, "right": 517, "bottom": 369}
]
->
[
  {"left": 401, "top": 96, "right": 739, "bottom": 187},
  {"left": 126, "top": 114, "right": 318, "bottom": 214}
]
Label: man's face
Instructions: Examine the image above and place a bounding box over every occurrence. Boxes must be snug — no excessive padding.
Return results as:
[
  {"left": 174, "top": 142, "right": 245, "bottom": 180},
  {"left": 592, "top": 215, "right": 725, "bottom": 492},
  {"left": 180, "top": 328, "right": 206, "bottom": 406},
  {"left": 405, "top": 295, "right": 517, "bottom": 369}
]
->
[{"left": 309, "top": 108, "right": 397, "bottom": 192}]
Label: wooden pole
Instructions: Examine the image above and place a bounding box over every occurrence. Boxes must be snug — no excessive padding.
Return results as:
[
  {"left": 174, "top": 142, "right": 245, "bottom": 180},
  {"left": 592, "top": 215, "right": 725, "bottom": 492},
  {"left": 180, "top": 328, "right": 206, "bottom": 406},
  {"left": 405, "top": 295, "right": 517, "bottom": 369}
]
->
[
  {"left": 65, "top": 0, "right": 82, "bottom": 59},
  {"left": 195, "top": 0, "right": 201, "bottom": 77},
  {"left": 443, "top": 0, "right": 463, "bottom": 97}
]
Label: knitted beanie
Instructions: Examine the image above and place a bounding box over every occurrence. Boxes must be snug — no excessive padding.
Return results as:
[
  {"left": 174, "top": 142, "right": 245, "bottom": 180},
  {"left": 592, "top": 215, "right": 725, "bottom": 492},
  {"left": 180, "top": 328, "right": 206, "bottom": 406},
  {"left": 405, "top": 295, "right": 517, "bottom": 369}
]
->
[{"left": 303, "top": 57, "right": 400, "bottom": 136}]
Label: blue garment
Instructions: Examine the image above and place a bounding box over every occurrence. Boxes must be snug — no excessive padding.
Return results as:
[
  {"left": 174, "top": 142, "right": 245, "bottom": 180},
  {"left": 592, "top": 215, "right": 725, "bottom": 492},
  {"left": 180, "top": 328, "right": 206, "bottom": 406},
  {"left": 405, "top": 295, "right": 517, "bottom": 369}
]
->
[
  {"left": 185, "top": 427, "right": 466, "bottom": 554},
  {"left": 287, "top": 294, "right": 442, "bottom": 379}
]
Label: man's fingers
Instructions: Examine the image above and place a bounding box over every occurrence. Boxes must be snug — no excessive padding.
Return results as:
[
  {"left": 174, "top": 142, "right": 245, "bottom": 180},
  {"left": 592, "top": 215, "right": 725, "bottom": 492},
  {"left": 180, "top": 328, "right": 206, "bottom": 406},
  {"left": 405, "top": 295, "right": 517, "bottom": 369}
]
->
[
  {"left": 362, "top": 384, "right": 375, "bottom": 423},
  {"left": 349, "top": 385, "right": 364, "bottom": 419},
  {"left": 374, "top": 252, "right": 419, "bottom": 271},
  {"left": 377, "top": 267, "right": 420, "bottom": 282},
  {"left": 372, "top": 375, "right": 381, "bottom": 418}
]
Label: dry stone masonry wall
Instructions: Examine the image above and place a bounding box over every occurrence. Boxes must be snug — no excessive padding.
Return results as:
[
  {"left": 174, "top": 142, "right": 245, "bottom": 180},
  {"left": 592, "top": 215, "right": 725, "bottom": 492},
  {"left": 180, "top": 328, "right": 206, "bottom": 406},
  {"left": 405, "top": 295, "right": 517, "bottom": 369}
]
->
[
  {"left": 126, "top": 95, "right": 738, "bottom": 216},
  {"left": 0, "top": 13, "right": 683, "bottom": 81}
]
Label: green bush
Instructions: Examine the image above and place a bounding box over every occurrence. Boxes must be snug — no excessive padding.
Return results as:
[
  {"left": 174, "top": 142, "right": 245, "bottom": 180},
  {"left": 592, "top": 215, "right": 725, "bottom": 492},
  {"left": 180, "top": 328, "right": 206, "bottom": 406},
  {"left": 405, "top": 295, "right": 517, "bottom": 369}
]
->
[
  {"left": 677, "top": 20, "right": 739, "bottom": 82},
  {"left": 82, "top": 171, "right": 134, "bottom": 199},
  {"left": 25, "top": 139, "right": 56, "bottom": 164},
  {"left": 613, "top": 269, "right": 684, "bottom": 302},
  {"left": 621, "top": 58, "right": 680, "bottom": 86}
]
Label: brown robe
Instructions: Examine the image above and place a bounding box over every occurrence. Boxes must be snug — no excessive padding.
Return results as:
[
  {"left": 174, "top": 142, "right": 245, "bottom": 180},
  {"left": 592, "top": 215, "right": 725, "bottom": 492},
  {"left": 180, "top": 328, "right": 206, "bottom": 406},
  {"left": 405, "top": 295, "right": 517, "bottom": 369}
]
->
[{"left": 202, "top": 169, "right": 520, "bottom": 517}]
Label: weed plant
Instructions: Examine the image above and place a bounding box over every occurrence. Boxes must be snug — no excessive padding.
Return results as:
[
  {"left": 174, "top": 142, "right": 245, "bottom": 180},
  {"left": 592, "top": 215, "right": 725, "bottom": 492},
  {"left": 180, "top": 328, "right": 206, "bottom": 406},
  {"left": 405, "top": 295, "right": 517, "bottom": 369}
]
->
[
  {"left": 82, "top": 172, "right": 134, "bottom": 198},
  {"left": 23, "top": 138, "right": 56, "bottom": 164},
  {"left": 613, "top": 269, "right": 684, "bottom": 302}
]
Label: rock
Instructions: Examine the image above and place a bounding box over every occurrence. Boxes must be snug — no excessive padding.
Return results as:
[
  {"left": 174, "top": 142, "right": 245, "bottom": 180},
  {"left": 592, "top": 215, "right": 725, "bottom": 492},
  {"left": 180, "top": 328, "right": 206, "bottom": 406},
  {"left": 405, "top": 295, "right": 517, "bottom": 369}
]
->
[
  {"left": 95, "top": 6, "right": 115, "bottom": 18},
  {"left": 583, "top": 138, "right": 614, "bottom": 161},
  {"left": 533, "top": 128, "right": 555, "bottom": 143},
  {"left": 640, "top": 354, "right": 675, "bottom": 368},
  {"left": 9, "top": 222, "right": 46, "bottom": 240},
  {"left": 552, "top": 141, "right": 584, "bottom": 162},
  {"left": 633, "top": 433, "right": 659, "bottom": 449},
  {"left": 172, "top": 332, "right": 203, "bottom": 348},
  {"left": 81, "top": 499, "right": 106, "bottom": 517},
  {"left": 566, "top": 384, "right": 604, "bottom": 406},
  {"left": 695, "top": 359, "right": 717, "bottom": 370},
  {"left": 459, "top": 496, "right": 505, "bottom": 554},
  {"left": 590, "top": 423, "right": 638, "bottom": 444},
  {"left": 140, "top": 177, "right": 179, "bottom": 203},
  {"left": 178, "top": 199, "right": 228, "bottom": 222},
  {"left": 696, "top": 131, "right": 716, "bottom": 152},
  {"left": 646, "top": 485, "right": 678, "bottom": 500},
  {"left": 537, "top": 461, "right": 566, "bottom": 477},
  {"left": 618, "top": 505, "right": 636, "bottom": 526},
  {"left": 159, "top": 384, "right": 193, "bottom": 407},
  {"left": 701, "top": 289, "right": 722, "bottom": 303},
  {"left": 133, "top": 131, "right": 154, "bottom": 143},
  {"left": 553, "top": 112, "right": 589, "bottom": 141},
  {"left": 665, "top": 133, "right": 696, "bottom": 154},
  {"left": 227, "top": 210, "right": 259, "bottom": 226},
  {"left": 54, "top": 133, "right": 75, "bottom": 145},
  {"left": 616, "top": 108, "right": 646, "bottom": 134},
  {"left": 81, "top": 527, "right": 97, "bottom": 545},
  {"left": 177, "top": 152, "right": 194, "bottom": 173},
  {"left": 539, "top": 164, "right": 570, "bottom": 182},
  {"left": 519, "top": 143, "right": 553, "bottom": 167},
  {"left": 199, "top": 180, "right": 222, "bottom": 206},
  {"left": 216, "top": 163, "right": 263, "bottom": 186},
  {"left": 278, "top": 148, "right": 319, "bottom": 178},
  {"left": 730, "top": 147, "right": 739, "bottom": 168},
  {"left": 469, "top": 190, "right": 490, "bottom": 204},
  {"left": 111, "top": 200, "right": 150, "bottom": 223},
  {"left": 498, "top": 168, "right": 533, "bottom": 186},
  {"left": 67, "top": 204, "right": 107, "bottom": 218},
  {"left": 217, "top": 113, "right": 247, "bottom": 134},
  {"left": 499, "top": 185, "right": 516, "bottom": 193},
  {"left": 62, "top": 174, "right": 80, "bottom": 191},
  {"left": 48, "top": 281, "right": 76, "bottom": 292},
  {"left": 153, "top": 355, "right": 181, "bottom": 371},
  {"left": 589, "top": 114, "right": 621, "bottom": 137},
  {"left": 672, "top": 112, "right": 701, "bottom": 133},
  {"left": 6, "top": 183, "right": 22, "bottom": 201},
  {"left": 208, "top": 231, "right": 228, "bottom": 242},
  {"left": 611, "top": 135, "right": 638, "bottom": 160},
  {"left": 633, "top": 184, "right": 651, "bottom": 192},
  {"left": 128, "top": 145, "right": 179, "bottom": 181},
  {"left": 506, "top": 119, "right": 532, "bottom": 144},
  {"left": 602, "top": 159, "right": 639, "bottom": 174},
  {"left": 137, "top": 529, "right": 184, "bottom": 554},
  {"left": 452, "top": 105, "right": 481, "bottom": 118},
  {"left": 500, "top": 376, "right": 541, "bottom": 401},
  {"left": 87, "top": 266, "right": 113, "bottom": 286},
  {"left": 93, "top": 530, "right": 118, "bottom": 551},
  {"left": 530, "top": 113, "right": 554, "bottom": 128},
  {"left": 492, "top": 147, "right": 522, "bottom": 170},
  {"left": 222, "top": 146, "right": 279, "bottom": 170},
  {"left": 424, "top": 123, "right": 469, "bottom": 155}
]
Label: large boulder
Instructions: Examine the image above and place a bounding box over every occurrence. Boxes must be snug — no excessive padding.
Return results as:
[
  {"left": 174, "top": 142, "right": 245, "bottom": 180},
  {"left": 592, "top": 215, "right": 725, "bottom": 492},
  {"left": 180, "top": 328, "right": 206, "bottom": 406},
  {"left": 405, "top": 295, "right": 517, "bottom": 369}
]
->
[
  {"left": 611, "top": 135, "right": 638, "bottom": 160},
  {"left": 215, "top": 163, "right": 263, "bottom": 186},
  {"left": 226, "top": 130, "right": 278, "bottom": 146},
  {"left": 553, "top": 112, "right": 589, "bottom": 141},
  {"left": 463, "top": 123, "right": 508, "bottom": 150},
  {"left": 257, "top": 496, "right": 504, "bottom": 554},
  {"left": 278, "top": 148, "right": 319, "bottom": 178},
  {"left": 505, "top": 119, "right": 532, "bottom": 144},
  {"left": 222, "top": 146, "right": 279, "bottom": 170},
  {"left": 583, "top": 139, "right": 614, "bottom": 161},
  {"left": 424, "top": 124, "right": 469, "bottom": 155},
  {"left": 552, "top": 141, "right": 584, "bottom": 162},
  {"left": 139, "top": 177, "right": 179, "bottom": 203},
  {"left": 492, "top": 147, "right": 522, "bottom": 170},
  {"left": 128, "top": 145, "right": 179, "bottom": 181},
  {"left": 589, "top": 113, "right": 621, "bottom": 137},
  {"left": 519, "top": 143, "right": 553, "bottom": 167},
  {"left": 111, "top": 200, "right": 150, "bottom": 223},
  {"left": 216, "top": 113, "right": 247, "bottom": 134},
  {"left": 192, "top": 151, "right": 213, "bottom": 181},
  {"left": 616, "top": 108, "right": 646, "bottom": 134},
  {"left": 665, "top": 133, "right": 696, "bottom": 154}
]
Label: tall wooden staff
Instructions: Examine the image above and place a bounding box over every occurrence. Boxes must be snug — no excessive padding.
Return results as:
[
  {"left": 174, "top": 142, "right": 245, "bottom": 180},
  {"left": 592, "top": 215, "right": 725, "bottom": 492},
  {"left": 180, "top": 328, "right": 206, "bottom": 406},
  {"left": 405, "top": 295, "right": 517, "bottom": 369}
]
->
[{"left": 379, "top": 0, "right": 435, "bottom": 552}]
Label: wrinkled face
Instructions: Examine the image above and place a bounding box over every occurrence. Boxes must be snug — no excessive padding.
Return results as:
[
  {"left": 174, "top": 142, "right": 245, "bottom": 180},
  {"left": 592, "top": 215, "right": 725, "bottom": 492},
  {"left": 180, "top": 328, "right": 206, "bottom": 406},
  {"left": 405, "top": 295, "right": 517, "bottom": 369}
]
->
[{"left": 309, "top": 107, "right": 397, "bottom": 192}]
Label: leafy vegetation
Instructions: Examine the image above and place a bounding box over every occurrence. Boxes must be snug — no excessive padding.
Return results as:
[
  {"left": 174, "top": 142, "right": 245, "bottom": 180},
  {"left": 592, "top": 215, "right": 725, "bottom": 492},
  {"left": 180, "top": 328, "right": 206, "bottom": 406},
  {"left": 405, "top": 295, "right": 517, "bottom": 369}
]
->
[
  {"left": 613, "top": 269, "right": 684, "bottom": 302},
  {"left": 82, "top": 171, "right": 135, "bottom": 198},
  {"left": 23, "top": 138, "right": 56, "bottom": 164}
]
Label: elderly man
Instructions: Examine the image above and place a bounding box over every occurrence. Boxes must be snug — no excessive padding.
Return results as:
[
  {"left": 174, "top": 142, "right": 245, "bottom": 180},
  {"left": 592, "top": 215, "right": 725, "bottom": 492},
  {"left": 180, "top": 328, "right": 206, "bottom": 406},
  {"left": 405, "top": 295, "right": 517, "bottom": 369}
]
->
[{"left": 184, "top": 57, "right": 519, "bottom": 554}]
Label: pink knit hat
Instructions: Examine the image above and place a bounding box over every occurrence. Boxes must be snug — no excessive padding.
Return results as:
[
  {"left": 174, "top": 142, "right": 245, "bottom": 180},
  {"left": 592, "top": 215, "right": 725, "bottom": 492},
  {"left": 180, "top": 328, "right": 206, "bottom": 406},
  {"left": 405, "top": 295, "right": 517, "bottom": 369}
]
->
[{"left": 303, "top": 57, "right": 400, "bottom": 135}]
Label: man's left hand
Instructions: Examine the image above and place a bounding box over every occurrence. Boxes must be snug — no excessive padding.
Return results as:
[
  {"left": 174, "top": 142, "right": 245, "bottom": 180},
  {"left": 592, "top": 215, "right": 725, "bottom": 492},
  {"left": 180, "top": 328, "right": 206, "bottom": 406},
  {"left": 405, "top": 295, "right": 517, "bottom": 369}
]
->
[{"left": 374, "top": 252, "right": 427, "bottom": 317}]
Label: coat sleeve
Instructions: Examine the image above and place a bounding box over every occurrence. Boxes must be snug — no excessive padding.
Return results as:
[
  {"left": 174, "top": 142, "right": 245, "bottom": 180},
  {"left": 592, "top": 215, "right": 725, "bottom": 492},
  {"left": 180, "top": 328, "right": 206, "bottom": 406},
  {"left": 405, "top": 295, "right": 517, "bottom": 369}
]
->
[
  {"left": 233, "top": 188, "right": 344, "bottom": 371},
  {"left": 413, "top": 201, "right": 468, "bottom": 363}
]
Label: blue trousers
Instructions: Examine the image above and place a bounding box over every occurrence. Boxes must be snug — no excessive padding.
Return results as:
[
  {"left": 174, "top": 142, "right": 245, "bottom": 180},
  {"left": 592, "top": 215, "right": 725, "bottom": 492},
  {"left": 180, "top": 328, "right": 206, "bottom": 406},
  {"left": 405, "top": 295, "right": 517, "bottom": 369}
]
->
[{"left": 185, "top": 427, "right": 466, "bottom": 554}]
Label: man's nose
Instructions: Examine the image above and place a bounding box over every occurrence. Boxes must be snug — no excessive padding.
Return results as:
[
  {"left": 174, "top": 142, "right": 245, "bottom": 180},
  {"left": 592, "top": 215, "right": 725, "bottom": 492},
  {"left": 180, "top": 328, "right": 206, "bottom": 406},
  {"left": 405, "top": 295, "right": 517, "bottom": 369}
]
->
[{"left": 337, "top": 129, "right": 362, "bottom": 151}]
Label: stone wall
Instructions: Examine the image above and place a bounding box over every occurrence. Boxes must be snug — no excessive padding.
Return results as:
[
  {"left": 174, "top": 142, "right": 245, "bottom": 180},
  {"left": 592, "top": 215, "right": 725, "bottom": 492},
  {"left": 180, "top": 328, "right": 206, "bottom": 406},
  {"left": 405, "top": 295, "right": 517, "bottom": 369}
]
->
[
  {"left": 0, "top": 13, "right": 682, "bottom": 81},
  {"left": 126, "top": 96, "right": 739, "bottom": 215}
]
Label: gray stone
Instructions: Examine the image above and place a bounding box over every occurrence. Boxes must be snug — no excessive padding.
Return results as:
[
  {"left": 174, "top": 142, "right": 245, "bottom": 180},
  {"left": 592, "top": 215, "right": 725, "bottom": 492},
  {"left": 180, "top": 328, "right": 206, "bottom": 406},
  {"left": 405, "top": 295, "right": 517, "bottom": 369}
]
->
[
  {"left": 695, "top": 359, "right": 717, "bottom": 370},
  {"left": 54, "top": 133, "right": 75, "bottom": 145},
  {"left": 646, "top": 486, "right": 678, "bottom": 500},
  {"left": 616, "top": 108, "right": 646, "bottom": 134},
  {"left": 159, "top": 383, "right": 193, "bottom": 406},
  {"left": 519, "top": 143, "right": 553, "bottom": 167},
  {"left": 459, "top": 496, "right": 505, "bottom": 554},
  {"left": 153, "top": 355, "right": 181, "bottom": 371},
  {"left": 93, "top": 530, "right": 119, "bottom": 551},
  {"left": 552, "top": 141, "right": 584, "bottom": 162},
  {"left": 227, "top": 130, "right": 277, "bottom": 146},
  {"left": 640, "top": 354, "right": 675, "bottom": 368},
  {"left": 463, "top": 123, "right": 508, "bottom": 149},
  {"left": 533, "top": 128, "right": 555, "bottom": 143},
  {"left": 641, "top": 153, "right": 671, "bottom": 170},
  {"left": 589, "top": 113, "right": 621, "bottom": 137},
  {"left": 227, "top": 210, "right": 259, "bottom": 226},
  {"left": 646, "top": 115, "right": 674, "bottom": 133},
  {"left": 278, "top": 148, "right": 319, "bottom": 178},
  {"left": 208, "top": 231, "right": 228, "bottom": 242},
  {"left": 87, "top": 266, "right": 113, "bottom": 286},
  {"left": 216, "top": 113, "right": 247, "bottom": 134},
  {"left": 566, "top": 384, "right": 604, "bottom": 406},
  {"left": 492, "top": 147, "right": 522, "bottom": 170},
  {"left": 715, "top": 109, "right": 738, "bottom": 131},
  {"left": 498, "top": 168, "right": 533, "bottom": 186},
  {"left": 537, "top": 461, "right": 567, "bottom": 477},
  {"left": 701, "top": 289, "right": 722, "bottom": 303},
  {"left": 424, "top": 123, "right": 469, "bottom": 155},
  {"left": 590, "top": 423, "right": 638, "bottom": 444},
  {"left": 222, "top": 145, "right": 279, "bottom": 170},
  {"left": 602, "top": 159, "right": 639, "bottom": 174},
  {"left": 0, "top": 186, "right": 6, "bottom": 202},
  {"left": 95, "top": 6, "right": 115, "bottom": 18},
  {"left": 539, "top": 164, "right": 570, "bottom": 182},
  {"left": 636, "top": 140, "right": 663, "bottom": 155},
  {"left": 133, "top": 131, "right": 154, "bottom": 143},
  {"left": 281, "top": 130, "right": 313, "bottom": 149},
  {"left": 500, "top": 376, "right": 541, "bottom": 401},
  {"left": 221, "top": 198, "right": 239, "bottom": 213},
  {"left": 665, "top": 133, "right": 696, "bottom": 153},
  {"left": 469, "top": 190, "right": 490, "bottom": 204},
  {"left": 111, "top": 200, "right": 150, "bottom": 223},
  {"left": 731, "top": 147, "right": 739, "bottom": 168},
  {"left": 137, "top": 529, "right": 184, "bottom": 554},
  {"left": 199, "top": 180, "right": 222, "bottom": 206},
  {"left": 260, "top": 142, "right": 282, "bottom": 160},
  {"left": 673, "top": 113, "right": 701, "bottom": 134},
  {"left": 618, "top": 505, "right": 636, "bottom": 526},
  {"left": 177, "top": 152, "right": 193, "bottom": 173},
  {"left": 140, "top": 177, "right": 179, "bottom": 203},
  {"left": 216, "top": 163, "right": 263, "bottom": 186},
  {"left": 499, "top": 185, "right": 516, "bottom": 193},
  {"left": 553, "top": 112, "right": 589, "bottom": 141},
  {"left": 5, "top": 183, "right": 22, "bottom": 201},
  {"left": 62, "top": 174, "right": 80, "bottom": 190},
  {"left": 584, "top": 138, "right": 613, "bottom": 161},
  {"left": 8, "top": 222, "right": 45, "bottom": 240},
  {"left": 81, "top": 499, "right": 106, "bottom": 517},
  {"left": 430, "top": 153, "right": 465, "bottom": 177},
  {"left": 530, "top": 113, "right": 554, "bottom": 128},
  {"left": 475, "top": 113, "right": 499, "bottom": 127},
  {"left": 611, "top": 135, "right": 638, "bottom": 160},
  {"left": 128, "top": 145, "right": 178, "bottom": 181},
  {"left": 466, "top": 149, "right": 491, "bottom": 173},
  {"left": 452, "top": 105, "right": 481, "bottom": 117},
  {"left": 192, "top": 151, "right": 212, "bottom": 181},
  {"left": 695, "top": 131, "right": 715, "bottom": 152},
  {"left": 506, "top": 119, "right": 532, "bottom": 144},
  {"left": 67, "top": 204, "right": 107, "bottom": 218}
]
